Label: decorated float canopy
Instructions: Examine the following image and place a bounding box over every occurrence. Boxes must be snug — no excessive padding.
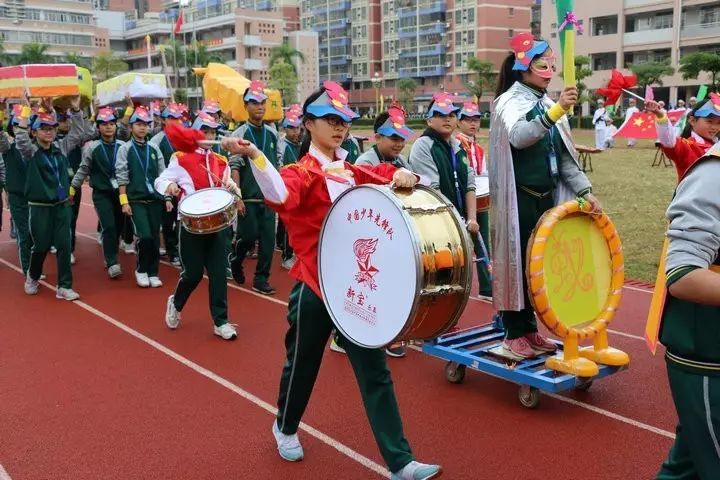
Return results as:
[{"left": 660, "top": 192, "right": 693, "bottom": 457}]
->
[
  {"left": 0, "top": 64, "right": 88, "bottom": 99},
  {"left": 193, "top": 63, "right": 283, "bottom": 122},
  {"left": 96, "top": 73, "right": 169, "bottom": 106}
]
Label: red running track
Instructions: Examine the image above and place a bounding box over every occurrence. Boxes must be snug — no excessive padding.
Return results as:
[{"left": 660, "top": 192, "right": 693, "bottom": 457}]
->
[{"left": 0, "top": 193, "right": 676, "bottom": 479}]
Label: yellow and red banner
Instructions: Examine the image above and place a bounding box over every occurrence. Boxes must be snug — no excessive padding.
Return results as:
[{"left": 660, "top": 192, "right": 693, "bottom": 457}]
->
[{"left": 0, "top": 64, "right": 80, "bottom": 98}]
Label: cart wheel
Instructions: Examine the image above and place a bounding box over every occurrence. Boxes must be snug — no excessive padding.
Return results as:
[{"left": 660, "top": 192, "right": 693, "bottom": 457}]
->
[
  {"left": 444, "top": 362, "right": 466, "bottom": 384},
  {"left": 518, "top": 385, "right": 540, "bottom": 409},
  {"left": 575, "top": 379, "right": 593, "bottom": 392}
]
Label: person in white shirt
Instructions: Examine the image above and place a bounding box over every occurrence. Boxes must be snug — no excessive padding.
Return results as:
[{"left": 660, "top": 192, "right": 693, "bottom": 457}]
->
[
  {"left": 624, "top": 98, "right": 640, "bottom": 147},
  {"left": 593, "top": 99, "right": 607, "bottom": 150},
  {"left": 604, "top": 118, "right": 617, "bottom": 148}
]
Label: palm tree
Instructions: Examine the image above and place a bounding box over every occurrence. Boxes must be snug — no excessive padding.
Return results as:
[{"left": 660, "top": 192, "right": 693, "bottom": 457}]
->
[
  {"left": 186, "top": 41, "right": 225, "bottom": 68},
  {"left": 269, "top": 43, "right": 305, "bottom": 75},
  {"left": 18, "top": 43, "right": 51, "bottom": 64},
  {"left": 62, "top": 52, "right": 91, "bottom": 69},
  {"left": 465, "top": 57, "right": 496, "bottom": 101},
  {"left": 92, "top": 52, "right": 129, "bottom": 81},
  {"left": 0, "top": 38, "right": 8, "bottom": 66}
]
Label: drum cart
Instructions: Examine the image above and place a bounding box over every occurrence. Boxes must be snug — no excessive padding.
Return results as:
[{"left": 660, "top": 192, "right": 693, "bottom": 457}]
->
[{"left": 421, "top": 315, "right": 627, "bottom": 408}]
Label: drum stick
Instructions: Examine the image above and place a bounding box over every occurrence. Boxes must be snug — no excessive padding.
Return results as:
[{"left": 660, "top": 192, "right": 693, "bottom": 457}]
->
[
  {"left": 622, "top": 89, "right": 645, "bottom": 102},
  {"left": 200, "top": 164, "right": 242, "bottom": 199}
]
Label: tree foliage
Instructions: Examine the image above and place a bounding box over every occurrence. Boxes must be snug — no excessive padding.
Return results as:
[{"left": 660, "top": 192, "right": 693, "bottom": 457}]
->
[
  {"left": 397, "top": 78, "right": 417, "bottom": 113},
  {"left": 92, "top": 52, "right": 129, "bottom": 81},
  {"left": 18, "top": 43, "right": 51, "bottom": 64},
  {"left": 268, "top": 61, "right": 299, "bottom": 105},
  {"left": 629, "top": 61, "right": 675, "bottom": 88},
  {"left": 465, "top": 57, "right": 496, "bottom": 101},
  {"left": 269, "top": 43, "right": 305, "bottom": 75},
  {"left": 679, "top": 52, "right": 720, "bottom": 90}
]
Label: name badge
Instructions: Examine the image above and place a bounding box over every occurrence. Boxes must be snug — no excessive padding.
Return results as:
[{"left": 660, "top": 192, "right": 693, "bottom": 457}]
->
[
  {"left": 146, "top": 181, "right": 154, "bottom": 193},
  {"left": 67, "top": 167, "right": 74, "bottom": 176},
  {"left": 548, "top": 151, "right": 559, "bottom": 178},
  {"left": 111, "top": 178, "right": 119, "bottom": 190}
]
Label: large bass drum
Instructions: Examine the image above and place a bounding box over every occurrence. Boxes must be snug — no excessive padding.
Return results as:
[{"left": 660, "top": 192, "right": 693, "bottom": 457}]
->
[{"left": 318, "top": 184, "right": 472, "bottom": 349}]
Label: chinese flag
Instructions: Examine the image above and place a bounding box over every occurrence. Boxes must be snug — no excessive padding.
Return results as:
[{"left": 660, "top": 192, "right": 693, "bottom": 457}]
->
[
  {"left": 614, "top": 111, "right": 657, "bottom": 140},
  {"left": 174, "top": 10, "right": 184, "bottom": 34}
]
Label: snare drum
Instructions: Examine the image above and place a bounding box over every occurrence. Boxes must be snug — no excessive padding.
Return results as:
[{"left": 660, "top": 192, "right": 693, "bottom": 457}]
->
[
  {"left": 318, "top": 185, "right": 472, "bottom": 349},
  {"left": 178, "top": 187, "right": 237, "bottom": 234},
  {"left": 475, "top": 176, "right": 490, "bottom": 212}
]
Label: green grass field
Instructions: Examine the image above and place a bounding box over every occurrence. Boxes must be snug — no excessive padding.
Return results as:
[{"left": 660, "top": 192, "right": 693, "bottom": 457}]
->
[{"left": 352, "top": 128, "right": 676, "bottom": 282}]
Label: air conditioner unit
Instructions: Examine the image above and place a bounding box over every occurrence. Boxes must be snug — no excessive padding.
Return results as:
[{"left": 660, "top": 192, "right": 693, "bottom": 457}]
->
[{"left": 445, "top": 61, "right": 452, "bottom": 68}]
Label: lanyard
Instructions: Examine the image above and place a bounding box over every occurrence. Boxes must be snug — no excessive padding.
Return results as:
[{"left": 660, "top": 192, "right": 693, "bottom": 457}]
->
[
  {"left": 40, "top": 151, "right": 62, "bottom": 188},
  {"left": 448, "top": 144, "right": 464, "bottom": 210},
  {"left": 131, "top": 140, "right": 153, "bottom": 191},
  {"left": 537, "top": 102, "right": 560, "bottom": 179},
  {"left": 247, "top": 124, "right": 266, "bottom": 154},
  {"left": 100, "top": 141, "right": 119, "bottom": 171}
]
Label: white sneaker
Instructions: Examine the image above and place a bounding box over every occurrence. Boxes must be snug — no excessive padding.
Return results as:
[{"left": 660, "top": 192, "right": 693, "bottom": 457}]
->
[
  {"left": 272, "top": 421, "right": 304, "bottom": 462},
  {"left": 70, "top": 253, "right": 76, "bottom": 265},
  {"left": 135, "top": 270, "right": 150, "bottom": 288},
  {"left": 96, "top": 232, "right": 103, "bottom": 245},
  {"left": 213, "top": 322, "right": 237, "bottom": 340},
  {"left": 107, "top": 264, "right": 122, "bottom": 278},
  {"left": 56, "top": 288, "right": 80, "bottom": 301},
  {"left": 329, "top": 337, "right": 346, "bottom": 354},
  {"left": 50, "top": 246, "right": 57, "bottom": 254},
  {"left": 165, "top": 295, "right": 181, "bottom": 329},
  {"left": 149, "top": 276, "right": 163, "bottom": 288},
  {"left": 159, "top": 247, "right": 167, "bottom": 256},
  {"left": 281, "top": 257, "right": 296, "bottom": 270},
  {"left": 120, "top": 241, "right": 135, "bottom": 254},
  {"left": 390, "top": 461, "right": 442, "bottom": 480},
  {"left": 24, "top": 275, "right": 39, "bottom": 295}
]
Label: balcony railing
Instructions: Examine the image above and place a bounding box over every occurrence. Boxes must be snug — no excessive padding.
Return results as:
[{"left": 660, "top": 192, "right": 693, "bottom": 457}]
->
[
  {"left": 623, "top": 28, "right": 673, "bottom": 45},
  {"left": 243, "top": 58, "right": 263, "bottom": 71},
  {"left": 243, "top": 35, "right": 262, "bottom": 47},
  {"left": 681, "top": 22, "right": 720, "bottom": 39}
]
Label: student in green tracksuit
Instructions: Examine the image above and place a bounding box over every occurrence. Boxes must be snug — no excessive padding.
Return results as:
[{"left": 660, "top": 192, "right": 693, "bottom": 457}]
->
[
  {"left": 340, "top": 132, "right": 361, "bottom": 164},
  {"left": 229, "top": 80, "right": 277, "bottom": 295},
  {"left": 57, "top": 109, "right": 94, "bottom": 265},
  {"left": 275, "top": 108, "right": 302, "bottom": 270},
  {"left": 150, "top": 103, "right": 185, "bottom": 266},
  {"left": 70, "top": 107, "right": 126, "bottom": 279},
  {"left": 115, "top": 106, "right": 166, "bottom": 289},
  {"left": 0, "top": 105, "right": 33, "bottom": 274},
  {"left": 15, "top": 96, "right": 88, "bottom": 301},
  {"left": 653, "top": 148, "right": 720, "bottom": 480}
]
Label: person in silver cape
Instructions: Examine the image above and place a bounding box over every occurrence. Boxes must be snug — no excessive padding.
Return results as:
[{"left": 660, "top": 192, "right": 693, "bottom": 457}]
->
[{"left": 489, "top": 33, "right": 603, "bottom": 360}]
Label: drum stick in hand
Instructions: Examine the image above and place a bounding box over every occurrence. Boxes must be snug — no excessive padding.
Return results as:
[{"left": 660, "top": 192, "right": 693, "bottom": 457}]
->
[{"left": 200, "top": 164, "right": 242, "bottom": 199}]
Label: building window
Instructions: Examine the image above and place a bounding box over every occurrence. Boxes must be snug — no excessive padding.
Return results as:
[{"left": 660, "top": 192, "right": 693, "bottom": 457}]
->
[
  {"left": 591, "top": 52, "right": 616, "bottom": 71},
  {"left": 701, "top": 6, "right": 720, "bottom": 25},
  {"left": 508, "top": 29, "right": 514, "bottom": 38},
  {"left": 508, "top": 7, "right": 514, "bottom": 17},
  {"left": 591, "top": 15, "right": 618, "bottom": 36}
]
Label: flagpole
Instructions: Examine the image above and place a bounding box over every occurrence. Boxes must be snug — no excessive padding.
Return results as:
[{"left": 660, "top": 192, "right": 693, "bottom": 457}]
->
[
  {"left": 145, "top": 34, "right": 151, "bottom": 71},
  {"left": 181, "top": 5, "right": 190, "bottom": 105}
]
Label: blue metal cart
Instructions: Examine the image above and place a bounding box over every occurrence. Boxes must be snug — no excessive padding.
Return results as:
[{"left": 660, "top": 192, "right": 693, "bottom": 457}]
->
[{"left": 422, "top": 316, "right": 628, "bottom": 408}]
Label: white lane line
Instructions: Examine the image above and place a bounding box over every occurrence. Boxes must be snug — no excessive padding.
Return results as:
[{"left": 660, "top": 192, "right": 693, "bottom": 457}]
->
[
  {"left": 0, "top": 464, "right": 12, "bottom": 480},
  {"left": 74, "top": 231, "right": 290, "bottom": 307},
  {"left": 0, "top": 257, "right": 389, "bottom": 478},
  {"left": 405, "top": 345, "right": 675, "bottom": 440},
  {"left": 607, "top": 329, "right": 645, "bottom": 342}
]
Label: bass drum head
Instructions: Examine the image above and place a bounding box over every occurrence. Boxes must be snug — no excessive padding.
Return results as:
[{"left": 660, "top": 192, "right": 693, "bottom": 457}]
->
[
  {"left": 319, "top": 185, "right": 419, "bottom": 349},
  {"left": 179, "top": 188, "right": 233, "bottom": 216}
]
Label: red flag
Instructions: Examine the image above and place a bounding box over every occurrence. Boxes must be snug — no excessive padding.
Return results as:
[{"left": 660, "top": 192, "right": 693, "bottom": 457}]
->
[
  {"left": 667, "top": 109, "right": 686, "bottom": 125},
  {"left": 174, "top": 10, "right": 184, "bottom": 34},
  {"left": 614, "top": 111, "right": 657, "bottom": 140},
  {"left": 596, "top": 69, "right": 638, "bottom": 106}
]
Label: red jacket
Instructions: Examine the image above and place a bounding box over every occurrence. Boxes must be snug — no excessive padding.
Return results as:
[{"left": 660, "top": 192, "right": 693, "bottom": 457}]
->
[
  {"left": 661, "top": 134, "right": 714, "bottom": 181},
  {"left": 268, "top": 153, "right": 396, "bottom": 298}
]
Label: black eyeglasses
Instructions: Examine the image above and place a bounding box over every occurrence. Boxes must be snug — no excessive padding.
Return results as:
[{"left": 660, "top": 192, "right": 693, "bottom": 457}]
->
[{"left": 321, "top": 116, "right": 350, "bottom": 128}]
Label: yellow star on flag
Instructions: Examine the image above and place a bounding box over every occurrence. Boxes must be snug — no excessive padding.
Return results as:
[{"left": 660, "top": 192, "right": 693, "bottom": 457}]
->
[{"left": 633, "top": 118, "right": 645, "bottom": 127}]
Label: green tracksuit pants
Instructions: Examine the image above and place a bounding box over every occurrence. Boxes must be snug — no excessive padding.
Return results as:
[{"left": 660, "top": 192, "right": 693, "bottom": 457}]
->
[
  {"left": 93, "top": 190, "right": 125, "bottom": 268},
  {"left": 129, "top": 200, "right": 162, "bottom": 276},
  {"left": 232, "top": 202, "right": 275, "bottom": 284},
  {"left": 499, "top": 187, "right": 554, "bottom": 339},
  {"left": 276, "top": 282, "right": 415, "bottom": 473},
  {"left": 173, "top": 226, "right": 229, "bottom": 327},
  {"left": 656, "top": 362, "right": 720, "bottom": 480},
  {"left": 28, "top": 202, "right": 72, "bottom": 288},
  {"left": 473, "top": 210, "right": 492, "bottom": 297},
  {"left": 8, "top": 193, "right": 32, "bottom": 274}
]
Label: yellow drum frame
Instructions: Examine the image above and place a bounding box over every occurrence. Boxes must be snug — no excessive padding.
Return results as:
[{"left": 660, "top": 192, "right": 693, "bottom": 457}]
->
[{"left": 526, "top": 200, "right": 630, "bottom": 377}]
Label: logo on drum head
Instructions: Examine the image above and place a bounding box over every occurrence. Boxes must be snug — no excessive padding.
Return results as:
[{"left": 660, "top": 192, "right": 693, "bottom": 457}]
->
[{"left": 353, "top": 238, "right": 380, "bottom": 290}]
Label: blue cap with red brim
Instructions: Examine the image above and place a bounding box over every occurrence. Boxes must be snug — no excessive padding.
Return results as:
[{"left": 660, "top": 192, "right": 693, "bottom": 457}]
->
[{"left": 306, "top": 81, "right": 359, "bottom": 123}]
